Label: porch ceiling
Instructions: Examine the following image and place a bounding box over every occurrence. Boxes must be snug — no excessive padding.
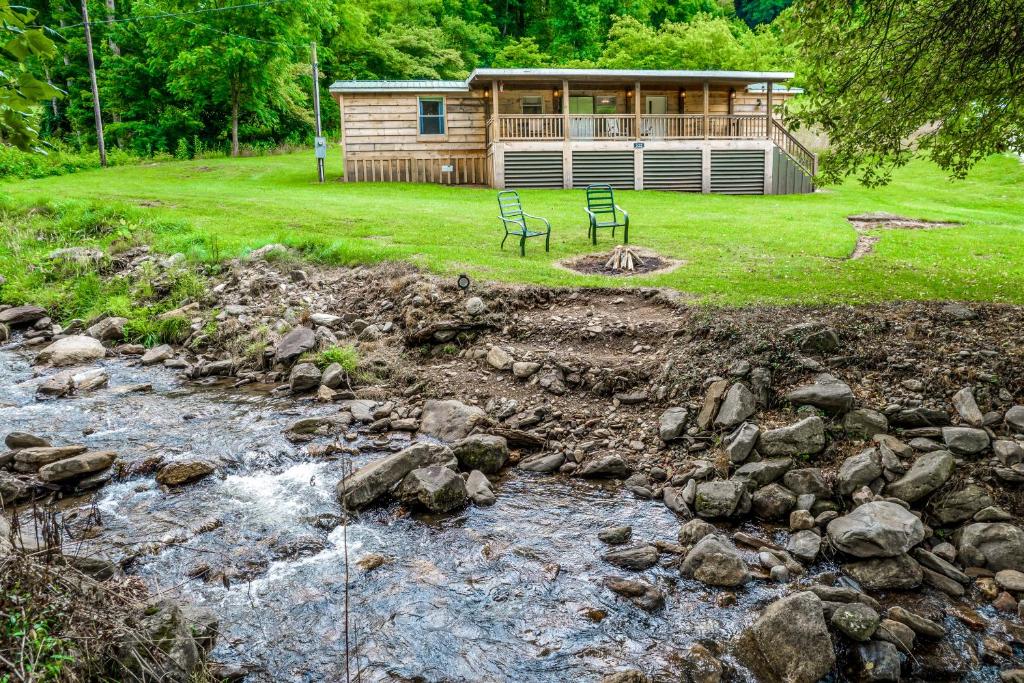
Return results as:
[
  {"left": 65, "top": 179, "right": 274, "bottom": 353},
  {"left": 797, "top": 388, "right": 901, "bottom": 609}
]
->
[{"left": 467, "top": 68, "right": 795, "bottom": 89}]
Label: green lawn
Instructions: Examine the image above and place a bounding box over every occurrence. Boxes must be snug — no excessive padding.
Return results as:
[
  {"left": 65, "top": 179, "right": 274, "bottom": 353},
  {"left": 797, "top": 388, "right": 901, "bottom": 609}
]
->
[{"left": 3, "top": 151, "right": 1024, "bottom": 305}]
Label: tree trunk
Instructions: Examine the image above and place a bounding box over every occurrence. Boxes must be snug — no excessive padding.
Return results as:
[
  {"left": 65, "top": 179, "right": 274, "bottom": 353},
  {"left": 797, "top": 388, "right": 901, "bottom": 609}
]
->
[
  {"left": 105, "top": 0, "right": 120, "bottom": 55},
  {"left": 231, "top": 93, "right": 239, "bottom": 157}
]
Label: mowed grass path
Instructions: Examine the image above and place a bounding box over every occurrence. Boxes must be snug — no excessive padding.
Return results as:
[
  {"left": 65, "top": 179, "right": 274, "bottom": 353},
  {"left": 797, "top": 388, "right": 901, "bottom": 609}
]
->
[{"left": 4, "top": 152, "right": 1024, "bottom": 305}]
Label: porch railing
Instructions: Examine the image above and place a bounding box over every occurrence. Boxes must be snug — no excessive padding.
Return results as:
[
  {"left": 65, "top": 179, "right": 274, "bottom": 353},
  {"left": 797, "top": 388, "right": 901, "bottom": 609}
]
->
[
  {"left": 639, "top": 114, "right": 704, "bottom": 139},
  {"left": 770, "top": 119, "right": 817, "bottom": 177},
  {"left": 706, "top": 114, "right": 768, "bottom": 139},
  {"left": 499, "top": 114, "right": 564, "bottom": 140},
  {"left": 568, "top": 115, "right": 635, "bottom": 140}
]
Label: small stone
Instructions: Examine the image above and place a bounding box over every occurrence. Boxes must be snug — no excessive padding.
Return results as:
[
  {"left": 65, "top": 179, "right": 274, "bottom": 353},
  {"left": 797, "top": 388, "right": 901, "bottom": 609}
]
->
[
  {"left": 598, "top": 526, "right": 632, "bottom": 545},
  {"left": 996, "top": 569, "right": 1024, "bottom": 592},
  {"left": 464, "top": 296, "right": 487, "bottom": 315},
  {"left": 486, "top": 346, "right": 514, "bottom": 371},
  {"left": 942, "top": 426, "right": 990, "bottom": 455},
  {"left": 714, "top": 383, "right": 756, "bottom": 429},
  {"left": 830, "top": 602, "right": 880, "bottom": 641},
  {"left": 603, "top": 544, "right": 658, "bottom": 571},
  {"left": 156, "top": 460, "right": 215, "bottom": 486},
  {"left": 952, "top": 387, "right": 985, "bottom": 427},
  {"left": 512, "top": 361, "right": 541, "bottom": 378},
  {"left": 658, "top": 407, "right": 689, "bottom": 442},
  {"left": 288, "top": 362, "right": 321, "bottom": 392},
  {"left": 758, "top": 416, "right": 826, "bottom": 457}
]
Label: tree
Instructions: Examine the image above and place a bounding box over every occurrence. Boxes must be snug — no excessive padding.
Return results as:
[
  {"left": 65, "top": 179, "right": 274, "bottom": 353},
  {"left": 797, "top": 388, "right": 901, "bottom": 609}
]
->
[
  {"left": 792, "top": 0, "right": 1024, "bottom": 185},
  {"left": 734, "top": 0, "right": 792, "bottom": 27},
  {"left": 491, "top": 37, "right": 550, "bottom": 68},
  {"left": 0, "top": 0, "right": 61, "bottom": 150}
]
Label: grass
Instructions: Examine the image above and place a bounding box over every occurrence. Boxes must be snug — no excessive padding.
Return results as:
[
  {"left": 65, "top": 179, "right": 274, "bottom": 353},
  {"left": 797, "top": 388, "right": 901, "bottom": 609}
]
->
[{"left": 2, "top": 151, "right": 1023, "bottom": 305}]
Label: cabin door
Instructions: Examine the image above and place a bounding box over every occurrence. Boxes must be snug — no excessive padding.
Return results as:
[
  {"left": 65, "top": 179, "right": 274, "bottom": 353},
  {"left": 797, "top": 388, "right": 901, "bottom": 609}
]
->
[
  {"left": 569, "top": 96, "right": 594, "bottom": 139},
  {"left": 644, "top": 96, "right": 668, "bottom": 138}
]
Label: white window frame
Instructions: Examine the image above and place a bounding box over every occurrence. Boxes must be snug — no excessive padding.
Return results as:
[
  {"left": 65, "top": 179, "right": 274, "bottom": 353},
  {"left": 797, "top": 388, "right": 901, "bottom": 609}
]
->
[
  {"left": 418, "top": 96, "right": 446, "bottom": 137},
  {"left": 521, "top": 96, "right": 543, "bottom": 114}
]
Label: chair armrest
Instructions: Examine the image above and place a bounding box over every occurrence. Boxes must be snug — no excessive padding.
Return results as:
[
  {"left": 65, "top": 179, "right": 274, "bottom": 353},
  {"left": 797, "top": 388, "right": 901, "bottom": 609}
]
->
[
  {"left": 615, "top": 205, "right": 629, "bottom": 223},
  {"left": 522, "top": 212, "right": 551, "bottom": 231}
]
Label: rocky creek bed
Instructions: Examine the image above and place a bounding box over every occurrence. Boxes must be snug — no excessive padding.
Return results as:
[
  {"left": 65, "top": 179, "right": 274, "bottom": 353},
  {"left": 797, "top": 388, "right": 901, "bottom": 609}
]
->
[{"left": 2, "top": 249, "right": 1024, "bottom": 682}]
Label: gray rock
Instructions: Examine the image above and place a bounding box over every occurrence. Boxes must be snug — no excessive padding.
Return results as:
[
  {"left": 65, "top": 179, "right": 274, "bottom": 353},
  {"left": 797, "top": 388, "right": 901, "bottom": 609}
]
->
[
  {"left": 5, "top": 432, "right": 50, "bottom": 449},
  {"left": 733, "top": 457, "right": 794, "bottom": 490},
  {"left": 512, "top": 361, "right": 541, "bottom": 378},
  {"left": 714, "top": 383, "right": 756, "bottom": 429},
  {"left": 1006, "top": 405, "right": 1024, "bottom": 432},
  {"left": 957, "top": 522, "right": 1024, "bottom": 571},
  {"left": 852, "top": 641, "right": 901, "bottom": 682},
  {"left": 735, "top": 591, "right": 835, "bottom": 683},
  {"left": 678, "top": 519, "right": 718, "bottom": 546},
  {"left": 486, "top": 346, "right": 514, "bottom": 371},
  {"left": 337, "top": 442, "right": 453, "bottom": 509},
  {"left": 928, "top": 483, "right": 993, "bottom": 525},
  {"left": 321, "top": 362, "right": 346, "bottom": 389},
  {"left": 288, "top": 362, "right": 322, "bottom": 392},
  {"left": 464, "top": 296, "right": 487, "bottom": 316},
  {"left": 466, "top": 470, "right": 495, "bottom": 506},
  {"left": 758, "top": 416, "right": 826, "bottom": 457},
  {"left": 658, "top": 407, "right": 689, "bottom": 442},
  {"left": 831, "top": 602, "right": 880, "bottom": 641},
  {"left": 724, "top": 422, "right": 759, "bottom": 463},
  {"left": 398, "top": 465, "right": 468, "bottom": 512},
  {"left": 752, "top": 483, "right": 797, "bottom": 520},
  {"left": 338, "top": 399, "right": 376, "bottom": 423},
  {"left": 875, "top": 619, "right": 916, "bottom": 650},
  {"left": 37, "top": 450, "right": 116, "bottom": 483},
  {"left": 604, "top": 577, "right": 664, "bottom": 612},
  {"left": 680, "top": 535, "right": 750, "bottom": 587},
  {"left": 598, "top": 526, "right": 632, "bottom": 545},
  {"left": 155, "top": 460, "right": 215, "bottom": 486},
  {"left": 697, "top": 379, "right": 730, "bottom": 431},
  {"left": 418, "top": 399, "right": 487, "bottom": 442},
  {"left": 274, "top": 326, "right": 315, "bottom": 365},
  {"left": 578, "top": 454, "right": 631, "bottom": 479},
  {"left": 912, "top": 548, "right": 970, "bottom": 584},
  {"left": 995, "top": 569, "right": 1024, "bottom": 592},
  {"left": 0, "top": 305, "right": 47, "bottom": 326},
  {"left": 310, "top": 312, "right": 342, "bottom": 328},
  {"left": 783, "top": 468, "right": 830, "bottom": 496},
  {"left": 942, "top": 426, "right": 990, "bottom": 455},
  {"left": 783, "top": 322, "right": 840, "bottom": 354},
  {"left": 952, "top": 387, "right": 985, "bottom": 427},
  {"left": 787, "top": 529, "right": 822, "bottom": 563},
  {"left": 13, "top": 445, "right": 88, "bottom": 472},
  {"left": 141, "top": 344, "right": 174, "bottom": 365},
  {"left": 452, "top": 434, "right": 508, "bottom": 474},
  {"left": 603, "top": 544, "right": 659, "bottom": 570},
  {"left": 844, "top": 408, "right": 889, "bottom": 439},
  {"left": 993, "top": 440, "right": 1024, "bottom": 466},
  {"left": 662, "top": 486, "right": 692, "bottom": 517},
  {"left": 35, "top": 335, "right": 105, "bottom": 367},
  {"left": 837, "top": 448, "right": 883, "bottom": 495},
  {"left": 0, "top": 472, "right": 29, "bottom": 506},
  {"left": 827, "top": 501, "right": 925, "bottom": 558},
  {"left": 843, "top": 553, "right": 923, "bottom": 590},
  {"left": 785, "top": 375, "right": 855, "bottom": 414},
  {"left": 884, "top": 450, "right": 954, "bottom": 503},
  {"left": 518, "top": 452, "right": 564, "bottom": 473},
  {"left": 87, "top": 316, "right": 128, "bottom": 342},
  {"left": 887, "top": 606, "right": 945, "bottom": 638},
  {"left": 695, "top": 480, "right": 751, "bottom": 519}
]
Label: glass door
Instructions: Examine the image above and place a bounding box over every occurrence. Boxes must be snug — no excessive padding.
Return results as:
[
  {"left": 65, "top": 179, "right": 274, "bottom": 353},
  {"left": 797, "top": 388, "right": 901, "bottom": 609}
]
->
[
  {"left": 644, "top": 96, "right": 667, "bottom": 138},
  {"left": 569, "top": 96, "right": 594, "bottom": 139}
]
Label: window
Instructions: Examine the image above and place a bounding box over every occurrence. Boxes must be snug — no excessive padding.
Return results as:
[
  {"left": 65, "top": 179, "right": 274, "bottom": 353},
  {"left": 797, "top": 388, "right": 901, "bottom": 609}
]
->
[
  {"left": 418, "top": 97, "right": 445, "bottom": 135},
  {"left": 595, "top": 96, "right": 617, "bottom": 114},
  {"left": 521, "top": 96, "right": 543, "bottom": 114}
]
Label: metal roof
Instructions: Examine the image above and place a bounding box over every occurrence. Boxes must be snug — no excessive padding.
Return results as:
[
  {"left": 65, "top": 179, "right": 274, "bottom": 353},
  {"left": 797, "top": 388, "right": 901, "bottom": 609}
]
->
[
  {"left": 329, "top": 79, "right": 469, "bottom": 94},
  {"left": 467, "top": 68, "right": 796, "bottom": 83},
  {"left": 746, "top": 83, "right": 803, "bottom": 93}
]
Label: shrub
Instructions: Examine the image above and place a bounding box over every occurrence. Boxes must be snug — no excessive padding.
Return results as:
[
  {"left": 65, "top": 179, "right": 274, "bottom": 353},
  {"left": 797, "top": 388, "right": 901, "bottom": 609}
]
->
[{"left": 315, "top": 345, "right": 359, "bottom": 372}]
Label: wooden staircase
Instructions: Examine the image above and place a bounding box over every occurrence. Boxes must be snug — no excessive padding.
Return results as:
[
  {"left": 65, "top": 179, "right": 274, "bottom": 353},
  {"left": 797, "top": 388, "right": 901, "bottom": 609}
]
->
[{"left": 769, "top": 120, "right": 818, "bottom": 194}]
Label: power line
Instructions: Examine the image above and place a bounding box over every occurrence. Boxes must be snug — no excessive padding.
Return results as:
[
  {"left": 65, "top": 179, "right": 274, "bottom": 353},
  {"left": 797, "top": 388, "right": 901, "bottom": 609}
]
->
[
  {"left": 58, "top": 0, "right": 292, "bottom": 29},
  {"left": 176, "top": 15, "right": 305, "bottom": 48}
]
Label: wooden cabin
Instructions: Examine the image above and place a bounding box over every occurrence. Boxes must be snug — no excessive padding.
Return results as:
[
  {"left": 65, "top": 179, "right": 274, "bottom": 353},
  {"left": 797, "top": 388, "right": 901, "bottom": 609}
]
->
[{"left": 329, "top": 68, "right": 815, "bottom": 194}]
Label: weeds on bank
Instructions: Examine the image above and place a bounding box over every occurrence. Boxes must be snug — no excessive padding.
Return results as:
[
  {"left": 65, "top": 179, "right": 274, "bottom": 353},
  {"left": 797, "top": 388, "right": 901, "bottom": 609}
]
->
[{"left": 314, "top": 345, "right": 359, "bottom": 373}]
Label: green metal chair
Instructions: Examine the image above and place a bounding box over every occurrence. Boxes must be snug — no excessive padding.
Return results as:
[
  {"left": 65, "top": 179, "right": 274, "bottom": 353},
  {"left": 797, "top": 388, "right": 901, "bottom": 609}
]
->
[
  {"left": 498, "top": 190, "right": 551, "bottom": 257},
  {"left": 584, "top": 184, "right": 629, "bottom": 245}
]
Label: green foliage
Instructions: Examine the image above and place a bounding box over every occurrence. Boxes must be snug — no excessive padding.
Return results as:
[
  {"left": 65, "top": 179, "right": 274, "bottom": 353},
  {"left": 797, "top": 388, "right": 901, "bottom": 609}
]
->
[
  {"left": 491, "top": 37, "right": 551, "bottom": 68},
  {"left": 792, "top": 0, "right": 1024, "bottom": 185},
  {"left": 0, "top": 0, "right": 61, "bottom": 151},
  {"left": 315, "top": 344, "right": 359, "bottom": 372},
  {"left": 0, "top": 144, "right": 154, "bottom": 180},
  {"left": 1, "top": 597, "right": 74, "bottom": 680},
  {"left": 734, "top": 0, "right": 792, "bottom": 27}
]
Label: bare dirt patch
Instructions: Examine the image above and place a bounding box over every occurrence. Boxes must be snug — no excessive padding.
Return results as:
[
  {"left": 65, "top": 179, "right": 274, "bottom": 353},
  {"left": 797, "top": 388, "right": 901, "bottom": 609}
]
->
[
  {"left": 846, "top": 212, "right": 961, "bottom": 260},
  {"left": 558, "top": 247, "right": 684, "bottom": 277}
]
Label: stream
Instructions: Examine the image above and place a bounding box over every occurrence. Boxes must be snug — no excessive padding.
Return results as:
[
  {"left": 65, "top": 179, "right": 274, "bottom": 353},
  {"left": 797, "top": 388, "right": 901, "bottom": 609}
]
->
[{"left": 0, "top": 346, "right": 1003, "bottom": 682}]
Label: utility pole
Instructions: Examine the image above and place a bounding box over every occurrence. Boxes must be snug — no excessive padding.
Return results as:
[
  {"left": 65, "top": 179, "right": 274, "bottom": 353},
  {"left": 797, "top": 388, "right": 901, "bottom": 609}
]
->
[
  {"left": 311, "top": 41, "right": 325, "bottom": 183},
  {"left": 80, "top": 0, "right": 107, "bottom": 166}
]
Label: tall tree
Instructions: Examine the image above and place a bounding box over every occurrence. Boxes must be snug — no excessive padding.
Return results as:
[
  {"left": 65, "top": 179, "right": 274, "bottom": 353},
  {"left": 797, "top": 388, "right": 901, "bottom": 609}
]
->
[{"left": 793, "top": 0, "right": 1024, "bottom": 185}]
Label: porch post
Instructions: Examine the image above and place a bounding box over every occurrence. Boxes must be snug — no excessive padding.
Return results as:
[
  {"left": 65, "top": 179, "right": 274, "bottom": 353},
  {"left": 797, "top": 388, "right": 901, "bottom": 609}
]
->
[
  {"left": 765, "top": 80, "right": 773, "bottom": 139},
  {"left": 633, "top": 80, "right": 641, "bottom": 139},
  {"left": 562, "top": 79, "right": 571, "bottom": 189},
  {"left": 702, "top": 81, "right": 709, "bottom": 140},
  {"left": 634, "top": 80, "right": 643, "bottom": 190},
  {"left": 492, "top": 80, "right": 501, "bottom": 142}
]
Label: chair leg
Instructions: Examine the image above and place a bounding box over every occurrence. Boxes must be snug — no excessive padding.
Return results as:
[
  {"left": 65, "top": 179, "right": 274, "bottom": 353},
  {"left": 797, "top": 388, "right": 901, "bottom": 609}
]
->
[
  {"left": 545, "top": 231, "right": 550, "bottom": 253},
  {"left": 520, "top": 235, "right": 526, "bottom": 257},
  {"left": 501, "top": 232, "right": 508, "bottom": 250},
  {"left": 624, "top": 224, "right": 628, "bottom": 244}
]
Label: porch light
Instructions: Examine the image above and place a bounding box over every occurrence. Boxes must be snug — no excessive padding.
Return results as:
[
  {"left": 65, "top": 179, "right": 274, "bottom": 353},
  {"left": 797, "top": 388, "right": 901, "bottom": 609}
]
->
[
  {"left": 554, "top": 88, "right": 561, "bottom": 98},
  {"left": 729, "top": 88, "right": 736, "bottom": 99},
  {"left": 756, "top": 98, "right": 762, "bottom": 109}
]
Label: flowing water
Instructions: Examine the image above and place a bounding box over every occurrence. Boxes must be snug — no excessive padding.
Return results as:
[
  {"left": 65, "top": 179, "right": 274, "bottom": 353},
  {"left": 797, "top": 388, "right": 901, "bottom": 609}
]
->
[{"left": 0, "top": 346, "right": 1003, "bottom": 682}]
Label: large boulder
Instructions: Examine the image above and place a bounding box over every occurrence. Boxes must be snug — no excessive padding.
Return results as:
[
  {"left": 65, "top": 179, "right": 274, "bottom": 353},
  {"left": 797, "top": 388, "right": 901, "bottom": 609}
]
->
[
  {"left": 658, "top": 407, "right": 689, "bottom": 441},
  {"left": 837, "top": 448, "right": 883, "bottom": 495},
  {"left": 733, "top": 457, "right": 793, "bottom": 489},
  {"left": 736, "top": 591, "right": 835, "bottom": 683},
  {"left": 784, "top": 375, "right": 855, "bottom": 414},
  {"left": 4, "top": 432, "right": 49, "bottom": 449},
  {"left": 465, "top": 470, "right": 496, "bottom": 506},
  {"left": 289, "top": 362, "right": 322, "bottom": 392},
  {"left": 397, "top": 465, "right": 468, "bottom": 513},
  {"left": 957, "top": 523, "right": 1024, "bottom": 572},
  {"left": 337, "top": 442, "right": 453, "bottom": 509},
  {"left": 758, "top": 417, "right": 826, "bottom": 457},
  {"left": 680, "top": 535, "right": 750, "bottom": 587},
  {"left": 156, "top": 460, "right": 215, "bottom": 487},
  {"left": 843, "top": 408, "right": 889, "bottom": 440},
  {"left": 0, "top": 305, "right": 47, "bottom": 326},
  {"left": 141, "top": 344, "right": 174, "bottom": 366},
  {"left": 928, "top": 483, "right": 993, "bottom": 525},
  {"left": 827, "top": 501, "right": 925, "bottom": 558},
  {"left": 725, "top": 422, "right": 760, "bottom": 463},
  {"left": 843, "top": 553, "right": 923, "bottom": 590},
  {"left": 38, "top": 451, "right": 116, "bottom": 483},
  {"left": 35, "top": 335, "right": 105, "bottom": 367},
  {"left": 783, "top": 468, "right": 830, "bottom": 497},
  {"left": 452, "top": 434, "right": 508, "bottom": 474},
  {"left": 942, "top": 427, "right": 989, "bottom": 455},
  {"left": 273, "top": 326, "right": 315, "bottom": 365},
  {"left": 695, "top": 480, "right": 751, "bottom": 519},
  {"left": 714, "top": 383, "right": 756, "bottom": 429},
  {"left": 418, "top": 399, "right": 487, "bottom": 442},
  {"left": 751, "top": 483, "right": 797, "bottom": 520},
  {"left": 13, "top": 445, "right": 88, "bottom": 473},
  {"left": 884, "top": 450, "right": 954, "bottom": 503},
  {"left": 87, "top": 316, "right": 128, "bottom": 342},
  {"left": 0, "top": 472, "right": 29, "bottom": 506}
]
